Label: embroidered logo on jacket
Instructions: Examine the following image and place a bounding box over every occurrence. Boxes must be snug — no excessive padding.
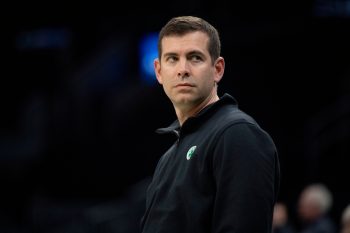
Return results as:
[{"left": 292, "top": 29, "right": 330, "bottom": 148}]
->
[{"left": 186, "top": 146, "right": 197, "bottom": 160}]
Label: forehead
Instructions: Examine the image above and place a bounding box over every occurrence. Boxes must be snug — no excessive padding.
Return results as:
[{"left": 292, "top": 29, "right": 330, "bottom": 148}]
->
[{"left": 161, "top": 31, "right": 209, "bottom": 54}]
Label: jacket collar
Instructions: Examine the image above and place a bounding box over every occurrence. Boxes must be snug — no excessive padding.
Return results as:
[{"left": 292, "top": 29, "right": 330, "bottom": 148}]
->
[{"left": 156, "top": 93, "right": 238, "bottom": 136}]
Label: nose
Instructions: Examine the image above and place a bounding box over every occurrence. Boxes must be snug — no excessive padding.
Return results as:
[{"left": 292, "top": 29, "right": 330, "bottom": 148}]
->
[{"left": 177, "top": 59, "right": 190, "bottom": 78}]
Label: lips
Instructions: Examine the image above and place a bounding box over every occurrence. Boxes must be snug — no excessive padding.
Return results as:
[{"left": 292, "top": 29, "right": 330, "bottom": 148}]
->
[{"left": 175, "top": 83, "right": 195, "bottom": 87}]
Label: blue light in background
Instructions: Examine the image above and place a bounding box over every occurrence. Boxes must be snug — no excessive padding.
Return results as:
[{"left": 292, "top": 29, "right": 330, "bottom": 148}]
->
[{"left": 139, "top": 32, "right": 159, "bottom": 85}]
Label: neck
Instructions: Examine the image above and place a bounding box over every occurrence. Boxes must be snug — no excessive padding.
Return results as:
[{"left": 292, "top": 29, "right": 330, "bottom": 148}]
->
[{"left": 175, "top": 92, "right": 219, "bottom": 126}]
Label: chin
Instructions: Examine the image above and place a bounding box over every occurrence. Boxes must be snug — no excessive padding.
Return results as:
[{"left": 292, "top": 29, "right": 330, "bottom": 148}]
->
[{"left": 172, "top": 95, "right": 194, "bottom": 106}]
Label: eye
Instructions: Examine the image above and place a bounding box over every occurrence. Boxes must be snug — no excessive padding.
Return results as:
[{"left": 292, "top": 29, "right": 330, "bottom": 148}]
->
[
  {"left": 190, "top": 55, "right": 203, "bottom": 62},
  {"left": 166, "top": 56, "right": 178, "bottom": 63}
]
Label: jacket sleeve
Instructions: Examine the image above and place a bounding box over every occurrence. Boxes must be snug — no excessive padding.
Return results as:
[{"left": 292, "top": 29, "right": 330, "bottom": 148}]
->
[{"left": 211, "top": 122, "right": 280, "bottom": 233}]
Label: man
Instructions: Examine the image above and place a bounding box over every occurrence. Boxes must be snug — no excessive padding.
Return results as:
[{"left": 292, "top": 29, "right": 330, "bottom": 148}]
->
[
  {"left": 341, "top": 204, "right": 350, "bottom": 233},
  {"left": 297, "top": 183, "right": 336, "bottom": 233},
  {"left": 140, "top": 16, "right": 280, "bottom": 233},
  {"left": 273, "top": 202, "right": 296, "bottom": 233}
]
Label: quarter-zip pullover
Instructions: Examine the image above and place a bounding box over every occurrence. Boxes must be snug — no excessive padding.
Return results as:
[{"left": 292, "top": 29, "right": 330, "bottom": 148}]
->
[{"left": 141, "top": 93, "right": 280, "bottom": 233}]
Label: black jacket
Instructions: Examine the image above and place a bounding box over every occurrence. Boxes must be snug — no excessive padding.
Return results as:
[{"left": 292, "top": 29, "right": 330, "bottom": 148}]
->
[{"left": 141, "top": 93, "right": 280, "bottom": 233}]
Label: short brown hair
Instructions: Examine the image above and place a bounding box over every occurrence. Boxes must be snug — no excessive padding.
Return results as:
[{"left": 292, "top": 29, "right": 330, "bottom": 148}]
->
[{"left": 158, "top": 16, "right": 221, "bottom": 64}]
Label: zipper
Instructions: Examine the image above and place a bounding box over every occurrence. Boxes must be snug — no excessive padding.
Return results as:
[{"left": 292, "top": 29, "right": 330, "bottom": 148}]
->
[{"left": 173, "top": 129, "right": 180, "bottom": 145}]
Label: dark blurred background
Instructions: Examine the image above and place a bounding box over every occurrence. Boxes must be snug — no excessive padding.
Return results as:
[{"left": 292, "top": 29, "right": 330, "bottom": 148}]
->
[{"left": 1, "top": 1, "right": 349, "bottom": 232}]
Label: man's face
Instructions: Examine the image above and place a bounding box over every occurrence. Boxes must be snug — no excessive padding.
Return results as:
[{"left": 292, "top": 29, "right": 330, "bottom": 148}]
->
[
  {"left": 298, "top": 191, "right": 320, "bottom": 222},
  {"left": 154, "top": 31, "right": 224, "bottom": 110},
  {"left": 342, "top": 221, "right": 350, "bottom": 233}
]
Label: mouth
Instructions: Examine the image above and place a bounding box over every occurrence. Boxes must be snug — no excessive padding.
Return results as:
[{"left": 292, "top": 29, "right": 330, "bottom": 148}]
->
[{"left": 175, "top": 83, "right": 195, "bottom": 87}]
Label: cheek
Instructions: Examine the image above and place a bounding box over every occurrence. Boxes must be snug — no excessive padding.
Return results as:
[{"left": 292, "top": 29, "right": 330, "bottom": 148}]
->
[
  {"left": 202, "top": 73, "right": 215, "bottom": 88},
  {"left": 161, "top": 79, "right": 173, "bottom": 94}
]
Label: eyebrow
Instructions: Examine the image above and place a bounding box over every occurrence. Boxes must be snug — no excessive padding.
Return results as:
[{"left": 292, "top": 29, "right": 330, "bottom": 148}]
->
[
  {"left": 187, "top": 50, "right": 205, "bottom": 57},
  {"left": 163, "top": 52, "right": 178, "bottom": 58},
  {"left": 163, "top": 50, "right": 205, "bottom": 58}
]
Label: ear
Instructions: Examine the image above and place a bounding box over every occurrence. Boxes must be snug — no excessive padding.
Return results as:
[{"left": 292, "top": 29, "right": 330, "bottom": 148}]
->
[
  {"left": 154, "top": 58, "right": 163, "bottom": 85},
  {"left": 214, "top": 57, "right": 225, "bottom": 83}
]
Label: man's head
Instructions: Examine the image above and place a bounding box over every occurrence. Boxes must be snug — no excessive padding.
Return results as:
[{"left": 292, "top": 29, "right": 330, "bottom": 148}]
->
[
  {"left": 273, "top": 202, "right": 289, "bottom": 229},
  {"left": 341, "top": 205, "right": 350, "bottom": 233},
  {"left": 154, "top": 16, "right": 225, "bottom": 115},
  {"left": 297, "top": 183, "right": 333, "bottom": 223},
  {"left": 158, "top": 16, "right": 221, "bottom": 65}
]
